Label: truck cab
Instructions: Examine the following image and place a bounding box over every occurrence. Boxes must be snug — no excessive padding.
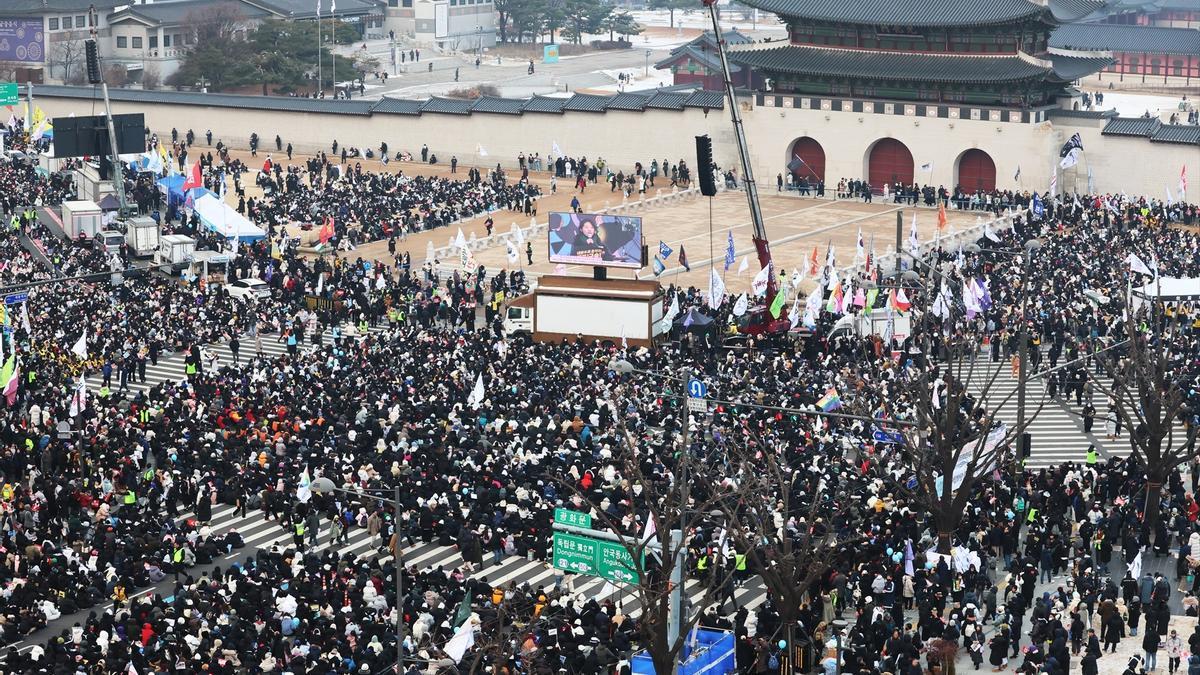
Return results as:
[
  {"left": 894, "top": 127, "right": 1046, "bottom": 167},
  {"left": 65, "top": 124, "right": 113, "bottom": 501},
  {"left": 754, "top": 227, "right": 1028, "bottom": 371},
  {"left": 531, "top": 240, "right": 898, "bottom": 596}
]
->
[{"left": 503, "top": 294, "right": 535, "bottom": 337}]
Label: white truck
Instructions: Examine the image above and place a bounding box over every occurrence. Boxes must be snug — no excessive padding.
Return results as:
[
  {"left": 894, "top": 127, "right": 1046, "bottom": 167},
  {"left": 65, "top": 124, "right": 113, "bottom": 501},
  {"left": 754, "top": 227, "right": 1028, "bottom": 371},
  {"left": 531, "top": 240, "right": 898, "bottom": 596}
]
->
[
  {"left": 156, "top": 234, "right": 196, "bottom": 266},
  {"left": 125, "top": 217, "right": 161, "bottom": 258},
  {"left": 60, "top": 200, "right": 103, "bottom": 240}
]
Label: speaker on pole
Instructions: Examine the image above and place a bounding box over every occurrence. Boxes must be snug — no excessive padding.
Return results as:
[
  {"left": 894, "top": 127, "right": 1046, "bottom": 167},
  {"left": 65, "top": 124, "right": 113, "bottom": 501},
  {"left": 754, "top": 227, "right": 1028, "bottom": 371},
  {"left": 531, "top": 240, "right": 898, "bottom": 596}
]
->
[
  {"left": 695, "top": 135, "right": 716, "bottom": 197},
  {"left": 85, "top": 39, "right": 102, "bottom": 84}
]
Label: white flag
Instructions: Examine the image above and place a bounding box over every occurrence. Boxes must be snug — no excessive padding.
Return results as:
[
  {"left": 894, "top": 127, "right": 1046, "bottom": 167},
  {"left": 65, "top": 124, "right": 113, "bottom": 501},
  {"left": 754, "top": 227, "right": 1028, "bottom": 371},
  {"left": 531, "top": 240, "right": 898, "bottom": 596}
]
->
[
  {"left": 907, "top": 212, "right": 919, "bottom": 257},
  {"left": 512, "top": 223, "right": 525, "bottom": 245},
  {"left": 984, "top": 219, "right": 1001, "bottom": 243},
  {"left": 551, "top": 141, "right": 563, "bottom": 158},
  {"left": 750, "top": 265, "right": 770, "bottom": 297},
  {"left": 424, "top": 240, "right": 436, "bottom": 263},
  {"left": 20, "top": 302, "right": 30, "bottom": 333},
  {"left": 1165, "top": 185, "right": 1174, "bottom": 207},
  {"left": 444, "top": 626, "right": 476, "bottom": 663},
  {"left": 467, "top": 373, "right": 485, "bottom": 409},
  {"left": 454, "top": 228, "right": 467, "bottom": 250},
  {"left": 664, "top": 295, "right": 680, "bottom": 323},
  {"left": 1127, "top": 253, "right": 1153, "bottom": 276},
  {"left": 736, "top": 255, "right": 749, "bottom": 276},
  {"left": 506, "top": 239, "right": 519, "bottom": 263},
  {"left": 919, "top": 162, "right": 933, "bottom": 173},
  {"left": 708, "top": 268, "right": 726, "bottom": 309},
  {"left": 732, "top": 293, "right": 748, "bottom": 317},
  {"left": 315, "top": 272, "right": 324, "bottom": 296},
  {"left": 476, "top": 144, "right": 488, "bottom": 157},
  {"left": 71, "top": 332, "right": 88, "bottom": 359},
  {"left": 69, "top": 376, "right": 87, "bottom": 417}
]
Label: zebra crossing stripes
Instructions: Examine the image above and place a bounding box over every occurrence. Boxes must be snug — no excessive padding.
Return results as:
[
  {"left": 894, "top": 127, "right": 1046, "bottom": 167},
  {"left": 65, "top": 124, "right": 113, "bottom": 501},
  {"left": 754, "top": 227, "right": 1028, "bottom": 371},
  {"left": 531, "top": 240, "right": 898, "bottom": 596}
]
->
[
  {"left": 94, "top": 324, "right": 388, "bottom": 396},
  {"left": 181, "top": 503, "right": 771, "bottom": 619},
  {"left": 960, "top": 357, "right": 1122, "bottom": 469}
]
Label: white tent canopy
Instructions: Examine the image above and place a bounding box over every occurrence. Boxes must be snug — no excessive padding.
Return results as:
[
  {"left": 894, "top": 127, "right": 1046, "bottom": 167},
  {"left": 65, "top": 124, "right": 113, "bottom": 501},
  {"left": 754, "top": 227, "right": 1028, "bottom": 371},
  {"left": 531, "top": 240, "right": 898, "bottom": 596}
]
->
[
  {"left": 192, "top": 194, "right": 266, "bottom": 242},
  {"left": 1132, "top": 276, "right": 1200, "bottom": 311}
]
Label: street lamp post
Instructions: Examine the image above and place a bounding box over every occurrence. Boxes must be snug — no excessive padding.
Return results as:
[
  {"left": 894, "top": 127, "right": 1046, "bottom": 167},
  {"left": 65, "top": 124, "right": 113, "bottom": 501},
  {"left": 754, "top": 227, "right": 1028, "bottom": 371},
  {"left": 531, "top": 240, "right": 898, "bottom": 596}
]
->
[{"left": 310, "top": 477, "right": 404, "bottom": 674}]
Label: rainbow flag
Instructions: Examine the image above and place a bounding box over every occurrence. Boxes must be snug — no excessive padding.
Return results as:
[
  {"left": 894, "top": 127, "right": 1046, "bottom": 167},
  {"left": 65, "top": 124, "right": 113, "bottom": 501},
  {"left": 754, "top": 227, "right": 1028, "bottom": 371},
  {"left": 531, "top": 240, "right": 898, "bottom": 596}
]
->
[{"left": 817, "top": 388, "right": 842, "bottom": 411}]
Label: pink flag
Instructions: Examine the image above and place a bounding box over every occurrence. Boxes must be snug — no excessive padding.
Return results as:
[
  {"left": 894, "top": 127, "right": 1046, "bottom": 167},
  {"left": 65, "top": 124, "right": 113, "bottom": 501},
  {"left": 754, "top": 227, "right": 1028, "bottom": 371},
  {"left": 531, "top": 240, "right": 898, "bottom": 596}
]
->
[{"left": 853, "top": 288, "right": 866, "bottom": 308}]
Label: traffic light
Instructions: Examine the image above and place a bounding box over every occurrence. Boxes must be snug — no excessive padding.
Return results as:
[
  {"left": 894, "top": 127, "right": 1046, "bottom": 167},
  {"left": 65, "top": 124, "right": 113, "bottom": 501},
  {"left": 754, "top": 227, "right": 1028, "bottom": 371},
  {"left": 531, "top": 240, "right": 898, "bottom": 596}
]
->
[
  {"left": 695, "top": 134, "right": 716, "bottom": 197},
  {"left": 85, "top": 39, "right": 102, "bottom": 84},
  {"left": 1020, "top": 432, "right": 1032, "bottom": 458}
]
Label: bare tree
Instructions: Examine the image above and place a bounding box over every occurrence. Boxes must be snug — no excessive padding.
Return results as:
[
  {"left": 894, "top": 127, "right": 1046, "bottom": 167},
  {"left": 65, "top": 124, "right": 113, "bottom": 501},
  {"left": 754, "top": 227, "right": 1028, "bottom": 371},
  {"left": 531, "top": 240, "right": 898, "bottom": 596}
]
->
[
  {"left": 186, "top": 1, "right": 251, "bottom": 44},
  {"left": 141, "top": 65, "right": 162, "bottom": 90},
  {"left": 718, "top": 431, "right": 857, "bottom": 668},
  {"left": 1091, "top": 293, "right": 1199, "bottom": 531},
  {"left": 47, "top": 38, "right": 86, "bottom": 84},
  {"left": 569, "top": 397, "right": 738, "bottom": 675},
  {"left": 890, "top": 311, "right": 1049, "bottom": 554}
]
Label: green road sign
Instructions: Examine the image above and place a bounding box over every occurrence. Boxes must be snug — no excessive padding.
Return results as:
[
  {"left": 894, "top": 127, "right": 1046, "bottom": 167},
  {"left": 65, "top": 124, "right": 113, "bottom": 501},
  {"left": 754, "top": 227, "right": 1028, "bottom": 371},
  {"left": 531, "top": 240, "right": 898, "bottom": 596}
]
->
[
  {"left": 596, "top": 539, "right": 640, "bottom": 584},
  {"left": 552, "top": 532, "right": 598, "bottom": 575},
  {"left": 553, "top": 532, "right": 643, "bottom": 584},
  {"left": 554, "top": 508, "right": 592, "bottom": 529},
  {"left": 0, "top": 83, "right": 18, "bottom": 107}
]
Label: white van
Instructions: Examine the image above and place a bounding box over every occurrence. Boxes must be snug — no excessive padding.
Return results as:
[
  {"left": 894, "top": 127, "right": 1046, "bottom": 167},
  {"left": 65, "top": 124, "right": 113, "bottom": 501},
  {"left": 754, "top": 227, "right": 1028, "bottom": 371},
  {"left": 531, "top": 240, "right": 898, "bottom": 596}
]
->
[
  {"left": 93, "top": 230, "right": 126, "bottom": 256},
  {"left": 502, "top": 294, "right": 535, "bottom": 337}
]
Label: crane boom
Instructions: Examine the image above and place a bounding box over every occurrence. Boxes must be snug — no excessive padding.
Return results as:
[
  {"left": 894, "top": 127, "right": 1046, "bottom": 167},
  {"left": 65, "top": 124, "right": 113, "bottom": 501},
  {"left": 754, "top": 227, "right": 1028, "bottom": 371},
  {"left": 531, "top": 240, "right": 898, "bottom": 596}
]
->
[{"left": 702, "top": 0, "right": 777, "bottom": 302}]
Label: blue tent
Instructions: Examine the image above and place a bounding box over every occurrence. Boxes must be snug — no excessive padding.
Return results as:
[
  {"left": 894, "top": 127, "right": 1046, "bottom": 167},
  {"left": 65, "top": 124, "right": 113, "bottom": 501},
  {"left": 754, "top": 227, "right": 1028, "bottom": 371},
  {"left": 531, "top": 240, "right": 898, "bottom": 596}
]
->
[
  {"left": 632, "top": 629, "right": 735, "bottom": 675},
  {"left": 157, "top": 175, "right": 187, "bottom": 207}
]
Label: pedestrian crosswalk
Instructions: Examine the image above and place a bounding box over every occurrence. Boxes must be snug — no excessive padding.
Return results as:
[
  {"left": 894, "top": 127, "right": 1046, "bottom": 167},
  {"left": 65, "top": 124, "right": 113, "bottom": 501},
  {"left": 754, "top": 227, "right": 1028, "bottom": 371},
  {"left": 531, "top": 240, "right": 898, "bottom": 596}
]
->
[
  {"left": 93, "top": 323, "right": 388, "bottom": 397},
  {"left": 181, "top": 502, "right": 771, "bottom": 620},
  {"left": 960, "top": 354, "right": 1123, "bottom": 470}
]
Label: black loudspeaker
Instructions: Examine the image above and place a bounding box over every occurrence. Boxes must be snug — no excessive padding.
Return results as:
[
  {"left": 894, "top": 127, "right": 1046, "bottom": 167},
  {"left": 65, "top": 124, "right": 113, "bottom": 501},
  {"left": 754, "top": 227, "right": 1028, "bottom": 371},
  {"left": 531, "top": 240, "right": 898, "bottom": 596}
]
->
[
  {"left": 696, "top": 134, "right": 717, "bottom": 197},
  {"left": 85, "top": 39, "right": 102, "bottom": 84}
]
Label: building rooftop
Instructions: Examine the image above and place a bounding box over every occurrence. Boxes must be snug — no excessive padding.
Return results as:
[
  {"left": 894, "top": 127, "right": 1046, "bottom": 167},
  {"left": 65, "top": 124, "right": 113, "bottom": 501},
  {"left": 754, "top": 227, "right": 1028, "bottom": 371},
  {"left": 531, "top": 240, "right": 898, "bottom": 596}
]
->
[
  {"left": 1102, "top": 116, "right": 1200, "bottom": 145},
  {"left": 244, "top": 0, "right": 381, "bottom": 19},
  {"left": 3, "top": 0, "right": 123, "bottom": 12},
  {"left": 731, "top": 45, "right": 1057, "bottom": 83},
  {"left": 1046, "top": 53, "right": 1117, "bottom": 82},
  {"left": 1050, "top": 22, "right": 1200, "bottom": 56},
  {"left": 32, "top": 85, "right": 723, "bottom": 118},
  {"left": 737, "top": 0, "right": 1106, "bottom": 27},
  {"left": 109, "top": 0, "right": 271, "bottom": 26}
]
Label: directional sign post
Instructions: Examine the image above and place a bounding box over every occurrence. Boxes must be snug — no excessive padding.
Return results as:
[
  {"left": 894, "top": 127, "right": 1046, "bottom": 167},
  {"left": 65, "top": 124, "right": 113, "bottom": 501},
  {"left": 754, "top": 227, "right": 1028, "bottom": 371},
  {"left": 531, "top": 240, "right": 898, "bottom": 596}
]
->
[
  {"left": 4, "top": 292, "right": 29, "bottom": 306},
  {"left": 552, "top": 531, "right": 644, "bottom": 584},
  {"left": 552, "top": 532, "right": 599, "bottom": 575},
  {"left": 596, "top": 539, "right": 640, "bottom": 583},
  {"left": 686, "top": 378, "right": 707, "bottom": 398},
  {"left": 0, "top": 83, "right": 18, "bottom": 107}
]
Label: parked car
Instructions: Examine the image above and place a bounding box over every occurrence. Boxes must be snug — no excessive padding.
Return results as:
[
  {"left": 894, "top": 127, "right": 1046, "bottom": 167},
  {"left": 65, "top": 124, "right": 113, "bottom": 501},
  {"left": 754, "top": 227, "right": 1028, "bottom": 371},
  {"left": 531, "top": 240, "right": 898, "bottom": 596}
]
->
[{"left": 225, "top": 278, "right": 271, "bottom": 301}]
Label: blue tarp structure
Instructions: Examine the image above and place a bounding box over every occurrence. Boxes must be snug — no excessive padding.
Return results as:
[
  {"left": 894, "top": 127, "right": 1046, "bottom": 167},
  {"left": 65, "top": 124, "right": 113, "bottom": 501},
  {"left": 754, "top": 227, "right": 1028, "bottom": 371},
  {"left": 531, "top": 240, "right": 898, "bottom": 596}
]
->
[
  {"left": 157, "top": 175, "right": 186, "bottom": 207},
  {"left": 632, "top": 629, "right": 735, "bottom": 675}
]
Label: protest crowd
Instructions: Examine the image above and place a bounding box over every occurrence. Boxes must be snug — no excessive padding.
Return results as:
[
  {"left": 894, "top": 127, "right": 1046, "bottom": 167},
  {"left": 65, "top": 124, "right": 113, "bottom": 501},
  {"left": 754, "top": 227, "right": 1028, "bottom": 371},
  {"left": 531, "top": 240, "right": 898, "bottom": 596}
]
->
[{"left": 0, "top": 121, "right": 1200, "bottom": 675}]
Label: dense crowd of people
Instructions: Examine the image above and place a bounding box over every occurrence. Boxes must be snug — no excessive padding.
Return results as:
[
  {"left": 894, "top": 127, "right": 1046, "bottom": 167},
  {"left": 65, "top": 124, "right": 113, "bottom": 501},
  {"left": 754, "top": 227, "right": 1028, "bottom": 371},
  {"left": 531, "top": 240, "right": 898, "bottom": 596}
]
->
[{"left": 2, "top": 134, "right": 1200, "bottom": 675}]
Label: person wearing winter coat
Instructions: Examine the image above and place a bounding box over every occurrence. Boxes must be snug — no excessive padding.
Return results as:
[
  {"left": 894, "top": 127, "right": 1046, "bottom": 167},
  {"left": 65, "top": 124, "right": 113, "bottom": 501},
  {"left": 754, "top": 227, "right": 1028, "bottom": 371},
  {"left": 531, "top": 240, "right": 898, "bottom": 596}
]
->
[
  {"left": 1187, "top": 654, "right": 1200, "bottom": 675},
  {"left": 1105, "top": 612, "right": 1126, "bottom": 652},
  {"left": 1145, "top": 629, "right": 1162, "bottom": 671},
  {"left": 1166, "top": 630, "right": 1184, "bottom": 674}
]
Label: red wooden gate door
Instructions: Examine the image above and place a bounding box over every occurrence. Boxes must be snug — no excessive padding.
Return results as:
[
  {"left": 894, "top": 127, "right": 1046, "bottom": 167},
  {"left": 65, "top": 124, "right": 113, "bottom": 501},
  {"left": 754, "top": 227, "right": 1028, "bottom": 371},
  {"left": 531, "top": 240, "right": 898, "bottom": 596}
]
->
[
  {"left": 867, "top": 138, "right": 914, "bottom": 189},
  {"left": 957, "top": 149, "right": 997, "bottom": 192},
  {"left": 789, "top": 136, "right": 826, "bottom": 183}
]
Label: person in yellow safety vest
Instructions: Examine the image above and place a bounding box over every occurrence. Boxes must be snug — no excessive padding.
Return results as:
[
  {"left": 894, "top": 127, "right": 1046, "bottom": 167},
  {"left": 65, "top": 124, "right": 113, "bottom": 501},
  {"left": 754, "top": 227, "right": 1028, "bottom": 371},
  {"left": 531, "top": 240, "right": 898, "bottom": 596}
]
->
[
  {"left": 1026, "top": 506, "right": 1038, "bottom": 524},
  {"left": 293, "top": 521, "right": 306, "bottom": 549},
  {"left": 1086, "top": 445, "right": 1098, "bottom": 466},
  {"left": 696, "top": 552, "right": 709, "bottom": 582},
  {"left": 123, "top": 489, "right": 136, "bottom": 507},
  {"left": 138, "top": 407, "right": 150, "bottom": 424},
  {"left": 98, "top": 384, "right": 111, "bottom": 399},
  {"left": 491, "top": 586, "right": 504, "bottom": 606},
  {"left": 734, "top": 552, "right": 748, "bottom": 584},
  {"left": 358, "top": 318, "right": 369, "bottom": 334}
]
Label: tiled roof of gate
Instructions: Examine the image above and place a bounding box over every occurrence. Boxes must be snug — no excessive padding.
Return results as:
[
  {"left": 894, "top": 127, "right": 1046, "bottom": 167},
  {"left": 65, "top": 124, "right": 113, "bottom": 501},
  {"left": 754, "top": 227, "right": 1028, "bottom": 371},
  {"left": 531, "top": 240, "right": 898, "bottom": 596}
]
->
[
  {"left": 736, "top": 0, "right": 1102, "bottom": 26},
  {"left": 730, "top": 45, "right": 1052, "bottom": 83}
]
